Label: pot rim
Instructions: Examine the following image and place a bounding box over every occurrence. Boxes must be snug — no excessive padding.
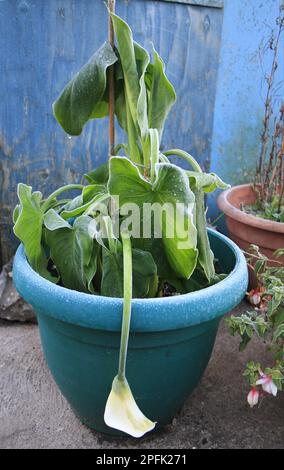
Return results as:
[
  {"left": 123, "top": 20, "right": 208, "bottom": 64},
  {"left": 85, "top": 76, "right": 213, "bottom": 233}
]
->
[
  {"left": 13, "top": 228, "right": 248, "bottom": 332},
  {"left": 218, "top": 184, "right": 284, "bottom": 234}
]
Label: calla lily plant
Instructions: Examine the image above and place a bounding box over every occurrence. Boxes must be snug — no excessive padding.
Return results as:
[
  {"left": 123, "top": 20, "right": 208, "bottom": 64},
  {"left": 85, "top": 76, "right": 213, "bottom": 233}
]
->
[{"left": 13, "top": 6, "right": 229, "bottom": 437}]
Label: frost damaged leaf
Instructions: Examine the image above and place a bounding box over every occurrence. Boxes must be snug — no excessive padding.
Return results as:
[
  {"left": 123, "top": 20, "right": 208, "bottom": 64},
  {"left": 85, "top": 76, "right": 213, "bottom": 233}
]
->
[
  {"left": 13, "top": 184, "right": 54, "bottom": 281},
  {"left": 146, "top": 48, "right": 176, "bottom": 139},
  {"left": 108, "top": 157, "right": 198, "bottom": 279},
  {"left": 187, "top": 171, "right": 229, "bottom": 193},
  {"left": 45, "top": 215, "right": 97, "bottom": 293},
  {"left": 53, "top": 42, "right": 118, "bottom": 135}
]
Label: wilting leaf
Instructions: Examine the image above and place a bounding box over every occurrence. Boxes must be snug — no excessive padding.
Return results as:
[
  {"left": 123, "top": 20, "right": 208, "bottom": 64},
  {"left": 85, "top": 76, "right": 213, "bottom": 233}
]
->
[
  {"left": 84, "top": 163, "right": 109, "bottom": 185},
  {"left": 132, "top": 236, "right": 176, "bottom": 280},
  {"left": 108, "top": 157, "right": 198, "bottom": 279},
  {"left": 60, "top": 185, "right": 108, "bottom": 220},
  {"left": 85, "top": 242, "right": 99, "bottom": 294},
  {"left": 110, "top": 13, "right": 140, "bottom": 125},
  {"left": 53, "top": 42, "right": 117, "bottom": 135},
  {"left": 44, "top": 209, "right": 72, "bottom": 231},
  {"left": 101, "top": 243, "right": 157, "bottom": 298},
  {"left": 45, "top": 215, "right": 96, "bottom": 292},
  {"left": 146, "top": 48, "right": 176, "bottom": 138},
  {"left": 136, "top": 42, "right": 150, "bottom": 138},
  {"left": 188, "top": 171, "right": 229, "bottom": 193},
  {"left": 13, "top": 184, "right": 53, "bottom": 281}
]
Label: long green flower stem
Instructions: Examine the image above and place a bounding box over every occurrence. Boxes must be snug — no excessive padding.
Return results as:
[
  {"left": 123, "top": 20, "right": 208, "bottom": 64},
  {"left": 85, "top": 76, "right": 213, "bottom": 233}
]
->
[
  {"left": 164, "top": 149, "right": 202, "bottom": 173},
  {"left": 42, "top": 184, "right": 84, "bottom": 212},
  {"left": 150, "top": 129, "right": 159, "bottom": 183},
  {"left": 118, "top": 231, "right": 133, "bottom": 379}
]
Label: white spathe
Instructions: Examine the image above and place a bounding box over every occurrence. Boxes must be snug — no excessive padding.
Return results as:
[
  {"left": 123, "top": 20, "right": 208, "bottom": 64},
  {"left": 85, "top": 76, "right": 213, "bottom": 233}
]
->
[{"left": 104, "top": 376, "right": 156, "bottom": 438}]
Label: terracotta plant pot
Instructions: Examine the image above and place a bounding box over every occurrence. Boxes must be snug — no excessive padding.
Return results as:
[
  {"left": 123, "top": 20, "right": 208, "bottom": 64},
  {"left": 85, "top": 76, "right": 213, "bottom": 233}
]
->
[{"left": 218, "top": 184, "right": 284, "bottom": 266}]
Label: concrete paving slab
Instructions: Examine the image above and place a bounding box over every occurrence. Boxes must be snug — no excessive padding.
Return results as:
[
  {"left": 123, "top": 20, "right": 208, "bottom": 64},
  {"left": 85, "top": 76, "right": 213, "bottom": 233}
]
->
[{"left": 0, "top": 303, "right": 283, "bottom": 449}]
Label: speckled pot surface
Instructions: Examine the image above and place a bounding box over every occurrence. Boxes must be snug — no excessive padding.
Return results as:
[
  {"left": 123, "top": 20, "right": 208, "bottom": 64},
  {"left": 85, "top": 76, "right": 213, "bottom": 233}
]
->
[{"left": 13, "top": 229, "right": 248, "bottom": 436}]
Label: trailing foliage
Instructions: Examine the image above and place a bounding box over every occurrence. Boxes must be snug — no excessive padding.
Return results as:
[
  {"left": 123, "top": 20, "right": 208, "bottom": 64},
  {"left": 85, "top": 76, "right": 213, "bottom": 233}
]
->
[{"left": 227, "top": 245, "right": 284, "bottom": 406}]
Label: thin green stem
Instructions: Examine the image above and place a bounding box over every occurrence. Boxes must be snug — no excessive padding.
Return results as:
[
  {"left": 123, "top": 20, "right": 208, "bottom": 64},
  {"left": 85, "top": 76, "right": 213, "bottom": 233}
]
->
[
  {"left": 118, "top": 231, "right": 132, "bottom": 380},
  {"left": 150, "top": 129, "right": 159, "bottom": 183},
  {"left": 103, "top": 216, "right": 117, "bottom": 254},
  {"left": 164, "top": 149, "right": 202, "bottom": 173},
  {"left": 159, "top": 152, "right": 170, "bottom": 163},
  {"left": 42, "top": 184, "right": 83, "bottom": 212}
]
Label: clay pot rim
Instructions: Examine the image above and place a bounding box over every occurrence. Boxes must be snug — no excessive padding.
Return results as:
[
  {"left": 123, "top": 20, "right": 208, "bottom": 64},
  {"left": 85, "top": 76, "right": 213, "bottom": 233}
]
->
[{"left": 218, "top": 184, "right": 284, "bottom": 234}]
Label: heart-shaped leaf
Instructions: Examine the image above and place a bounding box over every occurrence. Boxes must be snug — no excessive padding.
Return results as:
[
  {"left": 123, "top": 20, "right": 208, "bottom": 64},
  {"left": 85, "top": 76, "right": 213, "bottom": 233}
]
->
[
  {"left": 45, "top": 215, "right": 97, "bottom": 293},
  {"left": 13, "top": 184, "right": 54, "bottom": 281},
  {"left": 84, "top": 163, "right": 109, "bottom": 185},
  {"left": 108, "top": 157, "right": 198, "bottom": 279},
  {"left": 101, "top": 243, "right": 157, "bottom": 298}
]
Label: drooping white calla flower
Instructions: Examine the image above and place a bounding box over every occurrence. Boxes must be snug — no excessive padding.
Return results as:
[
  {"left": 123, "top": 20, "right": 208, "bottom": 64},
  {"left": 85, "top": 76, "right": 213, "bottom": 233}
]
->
[
  {"left": 104, "top": 375, "right": 156, "bottom": 438},
  {"left": 256, "top": 372, "right": 278, "bottom": 396},
  {"left": 104, "top": 232, "right": 156, "bottom": 438}
]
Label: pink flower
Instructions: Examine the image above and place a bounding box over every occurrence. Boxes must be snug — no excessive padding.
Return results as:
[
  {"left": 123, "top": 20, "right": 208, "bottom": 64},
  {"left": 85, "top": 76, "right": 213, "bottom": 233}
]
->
[
  {"left": 247, "top": 387, "right": 259, "bottom": 408},
  {"left": 256, "top": 372, "right": 278, "bottom": 397},
  {"left": 247, "top": 287, "right": 265, "bottom": 307}
]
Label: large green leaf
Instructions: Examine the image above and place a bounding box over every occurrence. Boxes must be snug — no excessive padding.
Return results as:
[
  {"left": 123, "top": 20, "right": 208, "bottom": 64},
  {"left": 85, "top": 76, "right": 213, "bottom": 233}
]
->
[
  {"left": 101, "top": 243, "right": 157, "bottom": 298},
  {"left": 13, "top": 184, "right": 53, "bottom": 281},
  {"left": 111, "top": 14, "right": 151, "bottom": 163},
  {"left": 53, "top": 42, "right": 117, "bottom": 135},
  {"left": 146, "top": 48, "right": 176, "bottom": 138},
  {"left": 110, "top": 13, "right": 140, "bottom": 126},
  {"left": 45, "top": 215, "right": 97, "bottom": 292},
  {"left": 132, "top": 236, "right": 175, "bottom": 280},
  {"left": 108, "top": 157, "right": 198, "bottom": 279},
  {"left": 84, "top": 163, "right": 109, "bottom": 185}
]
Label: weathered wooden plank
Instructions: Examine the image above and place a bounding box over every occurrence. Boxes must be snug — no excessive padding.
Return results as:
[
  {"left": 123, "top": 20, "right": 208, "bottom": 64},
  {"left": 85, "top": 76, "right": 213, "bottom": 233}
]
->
[
  {"left": 157, "top": 0, "right": 223, "bottom": 8},
  {"left": 0, "top": 0, "right": 223, "bottom": 264}
]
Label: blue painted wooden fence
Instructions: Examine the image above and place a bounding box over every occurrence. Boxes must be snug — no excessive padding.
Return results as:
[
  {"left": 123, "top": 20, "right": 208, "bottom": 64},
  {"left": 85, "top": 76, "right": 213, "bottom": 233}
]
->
[{"left": 0, "top": 0, "right": 224, "bottom": 264}]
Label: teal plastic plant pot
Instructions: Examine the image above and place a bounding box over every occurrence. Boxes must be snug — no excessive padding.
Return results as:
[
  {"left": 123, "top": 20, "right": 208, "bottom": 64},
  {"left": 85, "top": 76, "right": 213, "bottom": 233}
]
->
[{"left": 13, "top": 229, "right": 248, "bottom": 436}]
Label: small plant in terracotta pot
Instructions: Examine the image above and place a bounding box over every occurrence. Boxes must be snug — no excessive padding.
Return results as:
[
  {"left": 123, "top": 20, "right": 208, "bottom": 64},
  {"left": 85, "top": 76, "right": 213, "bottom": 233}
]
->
[{"left": 218, "top": 8, "right": 284, "bottom": 265}]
